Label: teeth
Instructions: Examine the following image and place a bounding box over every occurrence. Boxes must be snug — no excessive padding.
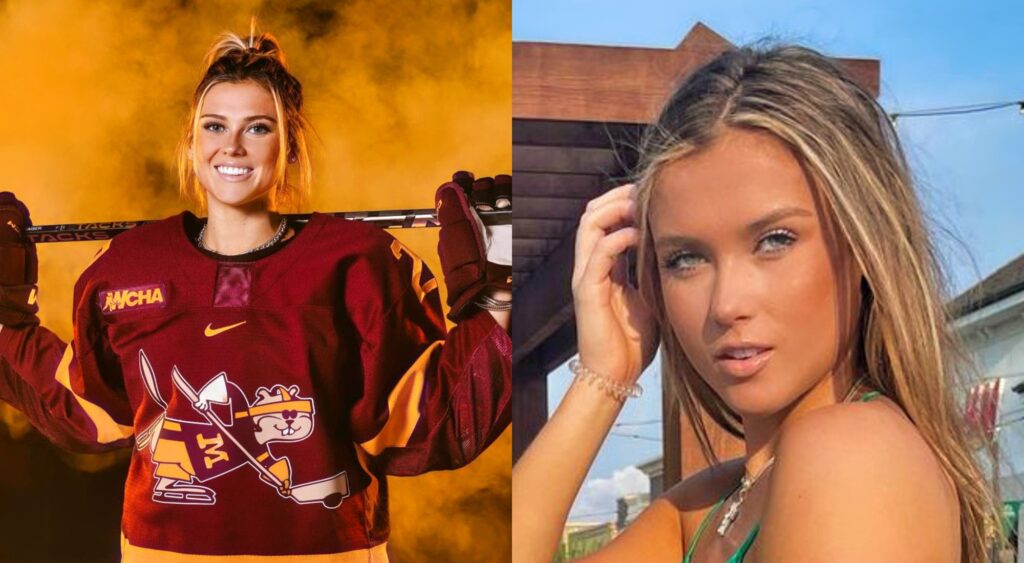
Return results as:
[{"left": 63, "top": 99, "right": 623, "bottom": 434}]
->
[
  {"left": 216, "top": 166, "right": 252, "bottom": 176},
  {"left": 726, "top": 348, "right": 761, "bottom": 360}
]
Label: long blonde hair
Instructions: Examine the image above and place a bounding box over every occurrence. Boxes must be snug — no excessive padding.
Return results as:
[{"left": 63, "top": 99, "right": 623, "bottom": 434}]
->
[
  {"left": 176, "top": 25, "right": 312, "bottom": 211},
  {"left": 633, "top": 44, "right": 1003, "bottom": 561}
]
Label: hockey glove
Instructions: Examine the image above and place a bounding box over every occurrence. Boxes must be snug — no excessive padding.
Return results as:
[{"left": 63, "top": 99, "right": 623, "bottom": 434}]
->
[
  {"left": 435, "top": 171, "right": 512, "bottom": 321},
  {"left": 0, "top": 192, "right": 39, "bottom": 327}
]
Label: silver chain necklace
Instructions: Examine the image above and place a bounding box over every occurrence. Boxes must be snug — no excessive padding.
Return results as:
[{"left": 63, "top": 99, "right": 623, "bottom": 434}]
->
[
  {"left": 716, "top": 377, "right": 867, "bottom": 536},
  {"left": 196, "top": 217, "right": 288, "bottom": 256}
]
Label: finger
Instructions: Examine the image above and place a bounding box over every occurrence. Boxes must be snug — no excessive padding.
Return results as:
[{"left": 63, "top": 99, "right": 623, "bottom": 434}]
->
[
  {"left": 582, "top": 184, "right": 635, "bottom": 217},
  {"left": 471, "top": 177, "right": 496, "bottom": 212},
  {"left": 452, "top": 171, "right": 475, "bottom": 198},
  {"left": 572, "top": 197, "right": 636, "bottom": 290},
  {"left": 576, "top": 227, "right": 641, "bottom": 301},
  {"left": 494, "top": 174, "right": 511, "bottom": 209},
  {"left": 573, "top": 183, "right": 636, "bottom": 287}
]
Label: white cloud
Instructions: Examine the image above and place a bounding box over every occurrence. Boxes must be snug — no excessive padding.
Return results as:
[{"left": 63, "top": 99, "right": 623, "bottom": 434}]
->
[{"left": 568, "top": 465, "right": 650, "bottom": 523}]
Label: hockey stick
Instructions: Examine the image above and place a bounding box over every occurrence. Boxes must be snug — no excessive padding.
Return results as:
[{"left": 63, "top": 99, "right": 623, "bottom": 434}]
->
[
  {"left": 24, "top": 208, "right": 511, "bottom": 243},
  {"left": 170, "top": 368, "right": 349, "bottom": 509}
]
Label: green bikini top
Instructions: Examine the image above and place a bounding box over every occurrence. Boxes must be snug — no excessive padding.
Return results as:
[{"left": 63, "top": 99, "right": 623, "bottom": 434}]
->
[{"left": 681, "top": 390, "right": 882, "bottom": 563}]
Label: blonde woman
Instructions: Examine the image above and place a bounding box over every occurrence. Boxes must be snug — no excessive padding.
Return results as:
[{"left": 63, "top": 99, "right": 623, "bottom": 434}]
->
[
  {"left": 0, "top": 28, "right": 511, "bottom": 561},
  {"left": 513, "top": 45, "right": 1002, "bottom": 562}
]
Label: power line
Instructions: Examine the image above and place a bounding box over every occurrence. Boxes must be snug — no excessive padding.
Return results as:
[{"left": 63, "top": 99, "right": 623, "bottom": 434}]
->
[
  {"left": 613, "top": 419, "right": 662, "bottom": 427},
  {"left": 889, "top": 99, "right": 1024, "bottom": 122},
  {"left": 609, "top": 431, "right": 661, "bottom": 442}
]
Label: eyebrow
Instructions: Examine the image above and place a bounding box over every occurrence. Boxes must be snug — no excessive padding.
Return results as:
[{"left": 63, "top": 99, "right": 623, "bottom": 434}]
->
[
  {"left": 200, "top": 114, "right": 277, "bottom": 122},
  {"left": 654, "top": 206, "right": 814, "bottom": 252}
]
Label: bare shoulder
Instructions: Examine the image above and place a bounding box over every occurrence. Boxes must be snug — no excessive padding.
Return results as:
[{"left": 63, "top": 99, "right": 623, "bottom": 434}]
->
[
  {"left": 776, "top": 395, "right": 942, "bottom": 470},
  {"left": 760, "top": 396, "right": 961, "bottom": 561}
]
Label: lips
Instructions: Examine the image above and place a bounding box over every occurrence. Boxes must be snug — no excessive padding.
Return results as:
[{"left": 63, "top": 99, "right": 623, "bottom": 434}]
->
[
  {"left": 214, "top": 165, "right": 254, "bottom": 182},
  {"left": 713, "top": 345, "right": 774, "bottom": 378}
]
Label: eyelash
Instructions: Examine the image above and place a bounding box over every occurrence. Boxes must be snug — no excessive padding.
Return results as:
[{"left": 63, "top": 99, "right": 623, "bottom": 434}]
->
[
  {"left": 202, "top": 122, "right": 272, "bottom": 135},
  {"left": 660, "top": 228, "right": 798, "bottom": 274}
]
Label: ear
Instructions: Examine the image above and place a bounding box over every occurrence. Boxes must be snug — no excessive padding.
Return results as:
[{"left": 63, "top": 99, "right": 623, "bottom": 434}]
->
[{"left": 288, "top": 385, "right": 300, "bottom": 396}]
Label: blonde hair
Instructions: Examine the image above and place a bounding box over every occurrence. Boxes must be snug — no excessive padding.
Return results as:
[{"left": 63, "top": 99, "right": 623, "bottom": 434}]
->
[
  {"left": 176, "top": 25, "right": 312, "bottom": 211},
  {"left": 633, "top": 44, "right": 1004, "bottom": 561}
]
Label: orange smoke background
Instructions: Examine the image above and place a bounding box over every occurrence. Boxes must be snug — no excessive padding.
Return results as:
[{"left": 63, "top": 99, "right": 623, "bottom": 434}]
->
[{"left": 0, "top": 1, "right": 510, "bottom": 561}]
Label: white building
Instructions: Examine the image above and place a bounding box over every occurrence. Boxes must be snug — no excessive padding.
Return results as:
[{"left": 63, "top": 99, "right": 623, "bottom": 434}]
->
[{"left": 951, "top": 253, "right": 1024, "bottom": 505}]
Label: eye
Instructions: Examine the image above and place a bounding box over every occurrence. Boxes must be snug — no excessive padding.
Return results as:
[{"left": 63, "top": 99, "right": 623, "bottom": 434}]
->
[
  {"left": 756, "top": 228, "right": 797, "bottom": 254},
  {"left": 661, "top": 250, "right": 706, "bottom": 274},
  {"left": 202, "top": 121, "right": 225, "bottom": 133},
  {"left": 247, "top": 122, "right": 272, "bottom": 135}
]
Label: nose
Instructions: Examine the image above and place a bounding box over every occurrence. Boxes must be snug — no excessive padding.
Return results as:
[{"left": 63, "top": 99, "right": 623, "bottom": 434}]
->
[
  {"left": 708, "top": 256, "right": 756, "bottom": 329},
  {"left": 222, "top": 132, "right": 247, "bottom": 157}
]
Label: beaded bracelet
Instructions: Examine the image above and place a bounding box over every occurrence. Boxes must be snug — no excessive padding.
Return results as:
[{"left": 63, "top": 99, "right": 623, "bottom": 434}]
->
[{"left": 569, "top": 359, "right": 643, "bottom": 402}]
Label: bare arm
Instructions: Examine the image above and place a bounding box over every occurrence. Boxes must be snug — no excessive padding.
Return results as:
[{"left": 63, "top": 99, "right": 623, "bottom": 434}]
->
[
  {"left": 512, "top": 185, "right": 657, "bottom": 562},
  {"left": 512, "top": 376, "right": 627, "bottom": 562}
]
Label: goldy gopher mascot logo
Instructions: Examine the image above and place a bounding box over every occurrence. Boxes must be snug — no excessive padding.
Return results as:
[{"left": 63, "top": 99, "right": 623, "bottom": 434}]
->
[{"left": 135, "top": 349, "right": 349, "bottom": 508}]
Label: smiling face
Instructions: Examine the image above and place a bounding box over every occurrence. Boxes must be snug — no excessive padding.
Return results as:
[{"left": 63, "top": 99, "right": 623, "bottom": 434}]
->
[
  {"left": 649, "top": 127, "right": 862, "bottom": 419},
  {"left": 193, "top": 80, "right": 283, "bottom": 210}
]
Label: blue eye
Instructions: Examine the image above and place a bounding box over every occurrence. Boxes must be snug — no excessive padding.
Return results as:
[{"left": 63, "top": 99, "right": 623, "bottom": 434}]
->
[
  {"left": 756, "top": 229, "right": 797, "bottom": 253},
  {"left": 661, "top": 250, "right": 705, "bottom": 274},
  {"left": 247, "top": 123, "right": 272, "bottom": 135},
  {"left": 202, "top": 122, "right": 225, "bottom": 133}
]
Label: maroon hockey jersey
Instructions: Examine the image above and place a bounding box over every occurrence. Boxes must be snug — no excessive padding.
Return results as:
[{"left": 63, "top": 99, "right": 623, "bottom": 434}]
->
[{"left": 0, "top": 211, "right": 511, "bottom": 561}]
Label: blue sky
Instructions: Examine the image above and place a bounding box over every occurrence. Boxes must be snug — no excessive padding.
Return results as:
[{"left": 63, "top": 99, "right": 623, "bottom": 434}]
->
[{"left": 517, "top": 0, "right": 1024, "bottom": 522}]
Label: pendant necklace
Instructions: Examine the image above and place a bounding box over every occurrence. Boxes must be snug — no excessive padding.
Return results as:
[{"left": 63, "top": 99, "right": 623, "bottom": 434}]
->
[{"left": 716, "top": 377, "right": 866, "bottom": 536}]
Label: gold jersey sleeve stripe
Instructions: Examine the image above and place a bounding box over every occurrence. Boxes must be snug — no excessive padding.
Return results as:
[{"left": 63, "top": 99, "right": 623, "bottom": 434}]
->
[
  {"left": 54, "top": 345, "right": 134, "bottom": 444},
  {"left": 358, "top": 340, "right": 443, "bottom": 456}
]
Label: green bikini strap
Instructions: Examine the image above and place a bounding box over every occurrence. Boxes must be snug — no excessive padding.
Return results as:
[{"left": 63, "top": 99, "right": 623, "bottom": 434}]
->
[
  {"left": 859, "top": 390, "right": 882, "bottom": 402},
  {"left": 684, "top": 481, "right": 741, "bottom": 563},
  {"left": 682, "top": 495, "right": 725, "bottom": 562}
]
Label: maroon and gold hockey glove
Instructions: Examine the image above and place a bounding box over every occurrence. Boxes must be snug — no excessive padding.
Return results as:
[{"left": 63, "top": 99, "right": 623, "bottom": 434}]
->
[
  {"left": 435, "top": 171, "right": 512, "bottom": 321},
  {"left": 0, "top": 192, "right": 39, "bottom": 327}
]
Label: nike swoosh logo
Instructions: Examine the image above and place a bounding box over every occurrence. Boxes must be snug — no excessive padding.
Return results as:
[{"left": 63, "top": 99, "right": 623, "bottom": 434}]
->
[{"left": 204, "top": 321, "right": 246, "bottom": 337}]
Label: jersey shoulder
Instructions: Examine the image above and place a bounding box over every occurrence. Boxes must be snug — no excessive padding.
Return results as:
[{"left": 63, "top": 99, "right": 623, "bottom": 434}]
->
[
  {"left": 308, "top": 213, "right": 400, "bottom": 259},
  {"left": 76, "top": 212, "right": 190, "bottom": 282}
]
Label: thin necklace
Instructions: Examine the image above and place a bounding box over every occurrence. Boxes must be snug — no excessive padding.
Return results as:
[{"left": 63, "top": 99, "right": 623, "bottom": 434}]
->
[
  {"left": 196, "top": 217, "right": 288, "bottom": 256},
  {"left": 716, "top": 377, "right": 867, "bottom": 536}
]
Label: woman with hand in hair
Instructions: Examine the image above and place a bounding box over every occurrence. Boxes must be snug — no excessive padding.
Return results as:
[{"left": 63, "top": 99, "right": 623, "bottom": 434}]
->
[
  {"left": 0, "top": 27, "right": 511, "bottom": 562},
  {"left": 513, "top": 44, "right": 1002, "bottom": 562}
]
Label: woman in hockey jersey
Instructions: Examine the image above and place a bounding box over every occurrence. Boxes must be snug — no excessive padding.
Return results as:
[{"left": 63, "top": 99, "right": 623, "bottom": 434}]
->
[
  {"left": 0, "top": 30, "right": 510, "bottom": 561},
  {"left": 513, "top": 45, "right": 1002, "bottom": 562}
]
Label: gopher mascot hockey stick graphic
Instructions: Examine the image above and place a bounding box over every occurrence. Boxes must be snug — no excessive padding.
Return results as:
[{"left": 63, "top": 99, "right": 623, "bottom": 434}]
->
[
  {"left": 170, "top": 369, "right": 349, "bottom": 509},
  {"left": 136, "top": 350, "right": 348, "bottom": 509}
]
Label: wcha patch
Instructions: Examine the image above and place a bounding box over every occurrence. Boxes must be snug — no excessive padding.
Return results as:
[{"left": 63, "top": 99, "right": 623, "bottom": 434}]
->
[{"left": 98, "top": 283, "right": 168, "bottom": 314}]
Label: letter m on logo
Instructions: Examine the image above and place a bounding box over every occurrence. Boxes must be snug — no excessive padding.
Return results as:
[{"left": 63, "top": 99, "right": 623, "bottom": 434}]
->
[{"left": 197, "top": 432, "right": 230, "bottom": 470}]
